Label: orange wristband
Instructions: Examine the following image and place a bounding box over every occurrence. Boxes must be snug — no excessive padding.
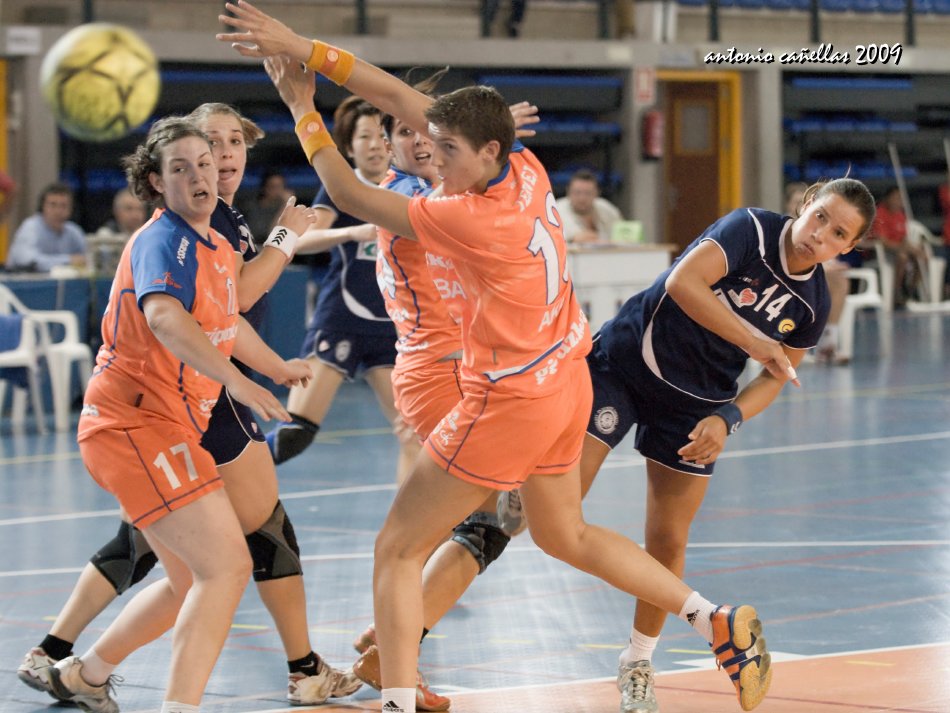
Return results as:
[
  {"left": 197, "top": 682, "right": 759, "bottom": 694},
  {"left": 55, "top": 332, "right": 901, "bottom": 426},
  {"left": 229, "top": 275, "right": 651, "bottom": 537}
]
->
[
  {"left": 305, "top": 40, "right": 355, "bottom": 85},
  {"left": 295, "top": 112, "right": 336, "bottom": 163}
]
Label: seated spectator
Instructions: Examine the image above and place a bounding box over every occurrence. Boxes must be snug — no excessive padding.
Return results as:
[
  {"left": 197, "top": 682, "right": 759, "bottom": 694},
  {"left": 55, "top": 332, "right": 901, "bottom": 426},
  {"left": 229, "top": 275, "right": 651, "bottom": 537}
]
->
[
  {"left": 88, "top": 187, "right": 147, "bottom": 274},
  {"left": 938, "top": 180, "right": 950, "bottom": 300},
  {"left": 555, "top": 169, "right": 623, "bottom": 244},
  {"left": 873, "top": 186, "right": 926, "bottom": 308},
  {"left": 5, "top": 182, "right": 86, "bottom": 272},
  {"left": 244, "top": 169, "right": 294, "bottom": 242}
]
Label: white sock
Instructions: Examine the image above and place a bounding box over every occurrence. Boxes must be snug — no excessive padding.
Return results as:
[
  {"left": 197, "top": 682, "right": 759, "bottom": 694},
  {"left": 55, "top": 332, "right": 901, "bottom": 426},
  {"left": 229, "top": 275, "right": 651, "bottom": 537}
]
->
[
  {"left": 160, "top": 702, "right": 200, "bottom": 713},
  {"left": 619, "top": 628, "right": 660, "bottom": 667},
  {"left": 77, "top": 648, "right": 117, "bottom": 687},
  {"left": 381, "top": 687, "right": 416, "bottom": 713},
  {"left": 677, "top": 591, "right": 716, "bottom": 644}
]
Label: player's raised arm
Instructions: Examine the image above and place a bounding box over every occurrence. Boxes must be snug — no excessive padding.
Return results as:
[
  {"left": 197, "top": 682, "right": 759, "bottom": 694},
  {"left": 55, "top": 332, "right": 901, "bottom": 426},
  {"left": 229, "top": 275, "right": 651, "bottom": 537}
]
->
[
  {"left": 217, "top": 0, "right": 432, "bottom": 136},
  {"left": 262, "top": 54, "right": 416, "bottom": 240}
]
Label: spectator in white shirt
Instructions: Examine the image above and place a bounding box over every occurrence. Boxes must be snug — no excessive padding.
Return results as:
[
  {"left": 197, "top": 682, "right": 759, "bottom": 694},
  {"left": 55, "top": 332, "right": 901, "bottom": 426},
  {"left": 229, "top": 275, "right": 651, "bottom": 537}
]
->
[
  {"left": 5, "top": 182, "right": 86, "bottom": 272},
  {"left": 555, "top": 169, "right": 623, "bottom": 244}
]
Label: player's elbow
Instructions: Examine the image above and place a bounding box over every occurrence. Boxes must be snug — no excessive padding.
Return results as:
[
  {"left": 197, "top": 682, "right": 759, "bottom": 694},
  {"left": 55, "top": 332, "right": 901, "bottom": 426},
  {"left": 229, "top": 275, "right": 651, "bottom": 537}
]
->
[{"left": 664, "top": 268, "right": 690, "bottom": 302}]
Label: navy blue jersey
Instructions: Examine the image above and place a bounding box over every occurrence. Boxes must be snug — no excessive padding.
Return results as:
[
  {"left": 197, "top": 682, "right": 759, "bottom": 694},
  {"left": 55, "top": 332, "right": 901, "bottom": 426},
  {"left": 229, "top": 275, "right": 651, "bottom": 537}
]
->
[
  {"left": 211, "top": 198, "right": 269, "bottom": 380},
  {"left": 598, "top": 208, "right": 829, "bottom": 403},
  {"left": 309, "top": 176, "right": 394, "bottom": 338}
]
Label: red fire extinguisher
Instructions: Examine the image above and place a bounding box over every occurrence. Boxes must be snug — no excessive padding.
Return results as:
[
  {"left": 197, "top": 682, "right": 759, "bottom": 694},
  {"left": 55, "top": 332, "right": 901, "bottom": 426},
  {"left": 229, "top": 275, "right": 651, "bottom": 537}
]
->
[{"left": 642, "top": 109, "right": 664, "bottom": 160}]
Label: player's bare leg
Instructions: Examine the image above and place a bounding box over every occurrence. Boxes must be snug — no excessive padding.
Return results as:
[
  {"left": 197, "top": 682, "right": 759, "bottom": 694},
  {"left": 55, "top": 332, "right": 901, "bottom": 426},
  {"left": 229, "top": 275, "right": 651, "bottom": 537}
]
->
[
  {"left": 50, "top": 490, "right": 251, "bottom": 708},
  {"left": 620, "top": 462, "right": 709, "bottom": 712},
  {"left": 218, "top": 440, "right": 312, "bottom": 659},
  {"left": 372, "top": 453, "right": 493, "bottom": 709}
]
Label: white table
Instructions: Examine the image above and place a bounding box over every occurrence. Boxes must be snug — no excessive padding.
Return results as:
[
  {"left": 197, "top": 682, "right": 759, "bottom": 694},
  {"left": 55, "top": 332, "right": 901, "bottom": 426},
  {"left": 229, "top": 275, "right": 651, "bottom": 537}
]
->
[{"left": 568, "top": 243, "right": 675, "bottom": 332}]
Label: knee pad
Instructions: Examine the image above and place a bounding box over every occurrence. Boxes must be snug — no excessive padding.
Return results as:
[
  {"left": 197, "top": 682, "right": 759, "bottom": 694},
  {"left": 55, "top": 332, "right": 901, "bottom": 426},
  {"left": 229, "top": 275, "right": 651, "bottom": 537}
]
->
[
  {"left": 267, "top": 415, "right": 319, "bottom": 465},
  {"left": 245, "top": 500, "right": 303, "bottom": 582},
  {"left": 451, "top": 510, "right": 511, "bottom": 574},
  {"left": 90, "top": 521, "right": 158, "bottom": 594}
]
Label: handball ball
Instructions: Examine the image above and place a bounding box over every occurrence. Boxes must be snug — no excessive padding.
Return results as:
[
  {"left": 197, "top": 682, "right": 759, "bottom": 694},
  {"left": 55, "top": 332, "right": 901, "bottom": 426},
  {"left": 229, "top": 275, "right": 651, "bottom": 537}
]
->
[{"left": 40, "top": 23, "right": 160, "bottom": 142}]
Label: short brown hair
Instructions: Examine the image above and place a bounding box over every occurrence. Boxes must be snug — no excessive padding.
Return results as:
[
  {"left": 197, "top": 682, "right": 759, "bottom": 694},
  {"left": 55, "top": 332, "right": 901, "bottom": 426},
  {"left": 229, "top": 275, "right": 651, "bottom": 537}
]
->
[
  {"left": 424, "top": 85, "right": 514, "bottom": 164},
  {"left": 122, "top": 117, "right": 210, "bottom": 203}
]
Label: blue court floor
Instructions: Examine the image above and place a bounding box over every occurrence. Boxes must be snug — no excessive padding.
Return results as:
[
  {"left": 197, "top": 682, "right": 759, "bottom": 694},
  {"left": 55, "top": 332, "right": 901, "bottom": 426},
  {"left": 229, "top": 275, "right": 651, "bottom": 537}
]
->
[{"left": 1, "top": 307, "right": 949, "bottom": 712}]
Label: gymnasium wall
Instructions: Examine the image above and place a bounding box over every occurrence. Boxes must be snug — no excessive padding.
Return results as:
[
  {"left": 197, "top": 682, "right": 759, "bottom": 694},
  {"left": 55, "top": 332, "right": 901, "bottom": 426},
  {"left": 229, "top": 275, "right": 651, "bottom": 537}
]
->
[{"left": 1, "top": 1, "right": 950, "bottom": 244}]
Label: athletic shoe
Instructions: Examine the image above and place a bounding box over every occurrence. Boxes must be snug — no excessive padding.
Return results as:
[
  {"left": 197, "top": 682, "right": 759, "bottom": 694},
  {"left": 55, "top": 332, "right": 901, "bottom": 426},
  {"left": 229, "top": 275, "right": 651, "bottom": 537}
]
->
[
  {"left": 17, "top": 647, "right": 68, "bottom": 700},
  {"left": 710, "top": 604, "right": 772, "bottom": 711},
  {"left": 288, "top": 658, "right": 363, "bottom": 705},
  {"left": 353, "top": 623, "right": 378, "bottom": 653},
  {"left": 353, "top": 644, "right": 451, "bottom": 712},
  {"left": 617, "top": 659, "right": 658, "bottom": 712},
  {"left": 46, "top": 655, "right": 120, "bottom": 713},
  {"left": 496, "top": 488, "right": 528, "bottom": 536}
]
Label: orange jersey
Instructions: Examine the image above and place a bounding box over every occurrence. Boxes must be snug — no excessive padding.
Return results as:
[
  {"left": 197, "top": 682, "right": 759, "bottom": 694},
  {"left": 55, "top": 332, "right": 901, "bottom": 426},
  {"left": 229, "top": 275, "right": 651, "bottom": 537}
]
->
[
  {"left": 377, "top": 167, "right": 463, "bottom": 372},
  {"left": 408, "top": 145, "right": 591, "bottom": 398},
  {"left": 79, "top": 208, "right": 239, "bottom": 440}
]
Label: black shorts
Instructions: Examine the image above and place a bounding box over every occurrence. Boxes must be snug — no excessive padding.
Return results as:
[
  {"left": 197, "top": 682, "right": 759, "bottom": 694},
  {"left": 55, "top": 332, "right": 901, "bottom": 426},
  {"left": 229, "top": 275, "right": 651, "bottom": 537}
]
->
[
  {"left": 300, "top": 328, "right": 396, "bottom": 380},
  {"left": 585, "top": 338, "right": 720, "bottom": 477},
  {"left": 200, "top": 387, "right": 266, "bottom": 466}
]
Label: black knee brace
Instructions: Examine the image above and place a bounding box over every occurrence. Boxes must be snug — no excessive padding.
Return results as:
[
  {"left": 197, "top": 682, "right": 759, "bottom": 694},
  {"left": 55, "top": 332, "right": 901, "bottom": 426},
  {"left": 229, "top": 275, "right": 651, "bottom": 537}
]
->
[
  {"left": 245, "top": 500, "right": 303, "bottom": 582},
  {"left": 90, "top": 521, "right": 158, "bottom": 594},
  {"left": 270, "top": 414, "right": 319, "bottom": 465},
  {"left": 451, "top": 510, "right": 511, "bottom": 574}
]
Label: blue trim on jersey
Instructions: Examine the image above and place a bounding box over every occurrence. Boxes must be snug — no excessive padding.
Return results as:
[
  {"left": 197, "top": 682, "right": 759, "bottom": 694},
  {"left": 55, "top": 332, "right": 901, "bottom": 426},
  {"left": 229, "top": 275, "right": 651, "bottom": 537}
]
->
[
  {"left": 384, "top": 168, "right": 435, "bottom": 349},
  {"left": 483, "top": 338, "right": 563, "bottom": 383},
  {"left": 484, "top": 141, "right": 523, "bottom": 190}
]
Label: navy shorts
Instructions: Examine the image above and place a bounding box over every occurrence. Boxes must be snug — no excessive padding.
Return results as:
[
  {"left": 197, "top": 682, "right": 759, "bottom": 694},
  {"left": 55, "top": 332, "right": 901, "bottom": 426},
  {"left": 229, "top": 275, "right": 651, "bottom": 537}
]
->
[
  {"left": 585, "top": 338, "right": 719, "bottom": 477},
  {"left": 200, "top": 387, "right": 266, "bottom": 466},
  {"left": 300, "top": 327, "right": 397, "bottom": 380}
]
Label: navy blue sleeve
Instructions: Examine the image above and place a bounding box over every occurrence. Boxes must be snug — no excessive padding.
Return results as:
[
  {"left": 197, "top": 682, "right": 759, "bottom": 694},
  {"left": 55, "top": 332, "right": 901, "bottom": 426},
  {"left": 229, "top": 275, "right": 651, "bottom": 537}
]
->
[
  {"left": 699, "top": 209, "right": 760, "bottom": 274},
  {"left": 130, "top": 221, "right": 198, "bottom": 312}
]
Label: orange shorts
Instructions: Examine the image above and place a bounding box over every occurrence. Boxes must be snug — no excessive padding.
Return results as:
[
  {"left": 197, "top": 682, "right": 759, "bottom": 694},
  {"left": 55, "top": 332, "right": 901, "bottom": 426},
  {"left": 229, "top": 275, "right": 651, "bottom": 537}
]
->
[
  {"left": 392, "top": 359, "right": 463, "bottom": 440},
  {"left": 80, "top": 420, "right": 223, "bottom": 529},
  {"left": 424, "top": 358, "right": 592, "bottom": 490}
]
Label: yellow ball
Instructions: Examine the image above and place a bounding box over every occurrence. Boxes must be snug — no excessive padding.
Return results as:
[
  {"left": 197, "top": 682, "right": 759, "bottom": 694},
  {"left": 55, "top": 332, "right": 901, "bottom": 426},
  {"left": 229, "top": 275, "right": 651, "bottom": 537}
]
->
[{"left": 40, "top": 23, "right": 160, "bottom": 143}]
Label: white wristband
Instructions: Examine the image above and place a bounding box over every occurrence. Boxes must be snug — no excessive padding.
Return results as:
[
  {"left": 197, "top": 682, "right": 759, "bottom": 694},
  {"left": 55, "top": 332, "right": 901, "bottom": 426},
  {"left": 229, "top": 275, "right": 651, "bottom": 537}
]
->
[{"left": 263, "top": 225, "right": 299, "bottom": 260}]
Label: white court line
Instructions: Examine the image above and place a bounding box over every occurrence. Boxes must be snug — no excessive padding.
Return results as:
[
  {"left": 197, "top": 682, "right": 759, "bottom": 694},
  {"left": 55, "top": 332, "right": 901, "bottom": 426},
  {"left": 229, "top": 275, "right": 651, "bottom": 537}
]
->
[
  {"left": 0, "top": 484, "right": 396, "bottom": 528},
  {"left": 601, "top": 429, "right": 950, "bottom": 469},
  {"left": 160, "top": 640, "right": 950, "bottom": 711},
  {"left": 3, "top": 539, "right": 948, "bottom": 579},
  {"left": 107, "top": 640, "right": 950, "bottom": 713}
]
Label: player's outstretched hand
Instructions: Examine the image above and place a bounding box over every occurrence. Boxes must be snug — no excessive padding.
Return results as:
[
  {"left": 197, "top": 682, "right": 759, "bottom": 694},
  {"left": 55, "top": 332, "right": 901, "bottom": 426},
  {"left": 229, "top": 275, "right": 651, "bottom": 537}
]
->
[
  {"left": 677, "top": 415, "right": 728, "bottom": 465},
  {"left": 510, "top": 101, "right": 540, "bottom": 138},
  {"left": 217, "top": 0, "right": 310, "bottom": 60},
  {"left": 272, "top": 358, "right": 313, "bottom": 389},
  {"left": 263, "top": 55, "right": 316, "bottom": 115},
  {"left": 229, "top": 376, "right": 292, "bottom": 422},
  {"left": 745, "top": 337, "right": 801, "bottom": 387},
  {"left": 276, "top": 196, "right": 317, "bottom": 236}
]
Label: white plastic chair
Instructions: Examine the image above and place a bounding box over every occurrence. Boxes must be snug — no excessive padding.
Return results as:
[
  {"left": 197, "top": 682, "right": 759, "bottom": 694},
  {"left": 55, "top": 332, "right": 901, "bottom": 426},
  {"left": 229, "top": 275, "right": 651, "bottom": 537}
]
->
[
  {"left": 0, "top": 282, "right": 93, "bottom": 431},
  {"left": 864, "top": 241, "right": 895, "bottom": 312},
  {"left": 907, "top": 220, "right": 948, "bottom": 304},
  {"left": 0, "top": 314, "right": 47, "bottom": 433},
  {"left": 837, "top": 268, "right": 885, "bottom": 362}
]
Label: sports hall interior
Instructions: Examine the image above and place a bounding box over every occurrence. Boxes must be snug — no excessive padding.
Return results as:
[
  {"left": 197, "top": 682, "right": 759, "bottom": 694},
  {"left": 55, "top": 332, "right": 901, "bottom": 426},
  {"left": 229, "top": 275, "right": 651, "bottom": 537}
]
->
[{"left": 1, "top": 1, "right": 949, "bottom": 712}]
